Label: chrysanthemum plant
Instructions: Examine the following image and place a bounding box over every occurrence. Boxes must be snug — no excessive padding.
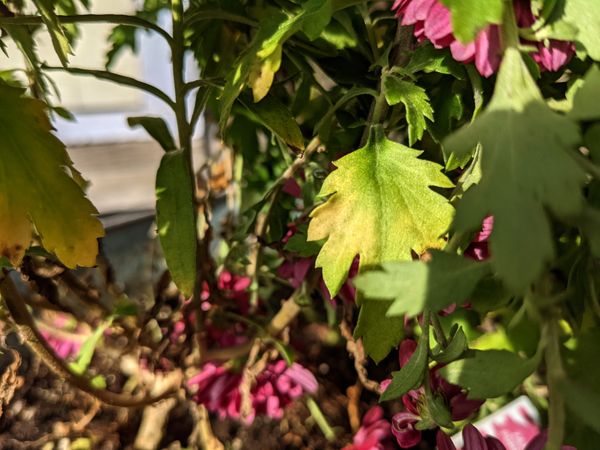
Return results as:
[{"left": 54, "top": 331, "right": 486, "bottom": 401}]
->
[{"left": 0, "top": 0, "right": 599, "bottom": 448}]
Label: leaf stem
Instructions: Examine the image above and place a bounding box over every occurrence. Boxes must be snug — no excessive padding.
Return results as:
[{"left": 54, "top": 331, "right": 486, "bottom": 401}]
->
[
  {"left": 0, "top": 14, "right": 172, "bottom": 43},
  {"left": 543, "top": 318, "right": 567, "bottom": 450},
  {"left": 306, "top": 397, "right": 336, "bottom": 441},
  {"left": 42, "top": 65, "right": 176, "bottom": 110}
]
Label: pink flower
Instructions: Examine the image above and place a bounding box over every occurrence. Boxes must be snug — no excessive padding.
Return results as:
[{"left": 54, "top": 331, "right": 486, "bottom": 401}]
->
[
  {"left": 465, "top": 216, "right": 494, "bottom": 261},
  {"left": 39, "top": 312, "right": 88, "bottom": 360},
  {"left": 343, "top": 406, "right": 395, "bottom": 450},
  {"left": 392, "top": 0, "right": 574, "bottom": 77},
  {"left": 188, "top": 360, "right": 318, "bottom": 423},
  {"left": 391, "top": 412, "right": 421, "bottom": 448}
]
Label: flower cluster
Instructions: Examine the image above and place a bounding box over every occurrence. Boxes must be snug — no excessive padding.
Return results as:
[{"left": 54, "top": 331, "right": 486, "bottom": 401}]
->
[
  {"left": 187, "top": 359, "right": 318, "bottom": 423},
  {"left": 392, "top": 0, "right": 574, "bottom": 76},
  {"left": 384, "top": 340, "right": 484, "bottom": 448},
  {"left": 343, "top": 406, "right": 395, "bottom": 450}
]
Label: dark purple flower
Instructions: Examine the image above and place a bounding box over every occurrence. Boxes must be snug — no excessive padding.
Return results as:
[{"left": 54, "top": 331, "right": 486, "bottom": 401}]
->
[{"left": 437, "top": 425, "right": 509, "bottom": 450}]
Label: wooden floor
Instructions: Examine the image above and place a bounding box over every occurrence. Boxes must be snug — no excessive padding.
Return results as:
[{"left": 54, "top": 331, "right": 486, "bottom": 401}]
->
[{"left": 67, "top": 140, "right": 206, "bottom": 214}]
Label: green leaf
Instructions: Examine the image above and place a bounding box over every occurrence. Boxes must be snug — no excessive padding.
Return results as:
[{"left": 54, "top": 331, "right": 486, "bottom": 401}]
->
[
  {"left": 380, "top": 327, "right": 429, "bottom": 401},
  {"left": 439, "top": 0, "right": 504, "bottom": 43},
  {"left": 156, "top": 149, "right": 197, "bottom": 297},
  {"left": 128, "top": 116, "right": 176, "bottom": 151},
  {"left": 0, "top": 83, "right": 104, "bottom": 267},
  {"left": 561, "top": 0, "right": 600, "bottom": 61},
  {"left": 354, "top": 300, "right": 405, "bottom": 363},
  {"left": 308, "top": 125, "right": 454, "bottom": 297},
  {"left": 383, "top": 75, "right": 434, "bottom": 146},
  {"left": 70, "top": 318, "right": 113, "bottom": 375},
  {"left": 444, "top": 48, "right": 585, "bottom": 292},
  {"left": 219, "top": 0, "right": 332, "bottom": 128},
  {"left": 239, "top": 94, "right": 305, "bottom": 151},
  {"left": 424, "top": 393, "right": 454, "bottom": 428},
  {"left": 355, "top": 251, "right": 490, "bottom": 317},
  {"left": 561, "top": 380, "right": 600, "bottom": 433},
  {"left": 440, "top": 349, "right": 539, "bottom": 398},
  {"left": 405, "top": 44, "right": 465, "bottom": 79},
  {"left": 432, "top": 326, "right": 469, "bottom": 364},
  {"left": 568, "top": 66, "right": 600, "bottom": 121},
  {"left": 32, "top": 0, "right": 71, "bottom": 66}
]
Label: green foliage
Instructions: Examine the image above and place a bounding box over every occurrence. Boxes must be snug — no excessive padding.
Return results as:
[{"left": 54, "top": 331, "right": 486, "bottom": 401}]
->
[
  {"left": 441, "top": 349, "right": 539, "bottom": 399},
  {"left": 0, "top": 82, "right": 104, "bottom": 267},
  {"left": 354, "top": 301, "right": 405, "bottom": 363},
  {"left": 219, "top": 0, "right": 332, "bottom": 129},
  {"left": 32, "top": 0, "right": 71, "bottom": 66},
  {"left": 355, "top": 251, "right": 490, "bottom": 317},
  {"left": 439, "top": 0, "right": 504, "bottom": 43},
  {"left": 308, "top": 126, "right": 454, "bottom": 297},
  {"left": 383, "top": 74, "right": 433, "bottom": 145},
  {"left": 380, "top": 319, "right": 429, "bottom": 401},
  {"left": 156, "top": 149, "right": 197, "bottom": 297},
  {"left": 128, "top": 116, "right": 176, "bottom": 151},
  {"left": 445, "top": 48, "right": 586, "bottom": 292}
]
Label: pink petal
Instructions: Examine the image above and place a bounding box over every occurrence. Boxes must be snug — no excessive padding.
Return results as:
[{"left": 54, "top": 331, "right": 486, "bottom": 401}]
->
[
  {"left": 424, "top": 2, "right": 454, "bottom": 48},
  {"left": 474, "top": 26, "right": 502, "bottom": 77},
  {"left": 451, "top": 40, "right": 476, "bottom": 62},
  {"left": 401, "top": 0, "right": 436, "bottom": 25}
]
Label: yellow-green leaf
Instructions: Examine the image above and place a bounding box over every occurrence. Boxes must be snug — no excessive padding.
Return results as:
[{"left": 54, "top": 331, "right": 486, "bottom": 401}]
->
[
  {"left": 308, "top": 125, "right": 454, "bottom": 297},
  {"left": 0, "top": 83, "right": 103, "bottom": 267}
]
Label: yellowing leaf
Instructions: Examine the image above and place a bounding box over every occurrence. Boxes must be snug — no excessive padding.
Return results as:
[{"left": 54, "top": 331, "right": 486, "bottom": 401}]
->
[
  {"left": 248, "top": 45, "right": 282, "bottom": 103},
  {"left": 0, "top": 83, "right": 103, "bottom": 267},
  {"left": 308, "top": 125, "right": 454, "bottom": 297},
  {"left": 219, "top": 0, "right": 332, "bottom": 129}
]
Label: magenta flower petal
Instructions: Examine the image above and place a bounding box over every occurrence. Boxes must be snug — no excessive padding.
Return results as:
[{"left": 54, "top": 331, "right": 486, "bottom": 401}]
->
[
  {"left": 391, "top": 412, "right": 421, "bottom": 448},
  {"left": 424, "top": 1, "right": 454, "bottom": 47},
  {"left": 534, "top": 40, "right": 575, "bottom": 72},
  {"left": 474, "top": 26, "right": 502, "bottom": 77}
]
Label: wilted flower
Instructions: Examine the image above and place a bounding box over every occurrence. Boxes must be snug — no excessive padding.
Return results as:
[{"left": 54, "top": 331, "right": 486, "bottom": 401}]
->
[
  {"left": 392, "top": 0, "right": 574, "bottom": 77},
  {"left": 188, "top": 359, "right": 318, "bottom": 423},
  {"left": 343, "top": 406, "right": 395, "bottom": 450}
]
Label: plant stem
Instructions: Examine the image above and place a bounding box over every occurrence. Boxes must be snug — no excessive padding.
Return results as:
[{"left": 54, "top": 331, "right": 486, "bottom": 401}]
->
[
  {"left": 0, "top": 14, "right": 172, "bottom": 43},
  {"left": 544, "top": 318, "right": 567, "bottom": 450},
  {"left": 306, "top": 397, "right": 336, "bottom": 441},
  {"left": 170, "top": 0, "right": 204, "bottom": 305}
]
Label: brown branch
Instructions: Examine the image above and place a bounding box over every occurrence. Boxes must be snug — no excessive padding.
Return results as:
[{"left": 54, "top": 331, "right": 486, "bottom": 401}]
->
[
  {"left": 339, "top": 319, "right": 381, "bottom": 394},
  {"left": 0, "top": 272, "right": 181, "bottom": 408}
]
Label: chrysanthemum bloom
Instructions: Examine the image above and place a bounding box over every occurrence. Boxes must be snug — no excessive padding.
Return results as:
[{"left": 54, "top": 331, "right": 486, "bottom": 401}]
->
[
  {"left": 187, "top": 359, "right": 318, "bottom": 423},
  {"left": 392, "top": 0, "right": 574, "bottom": 76}
]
